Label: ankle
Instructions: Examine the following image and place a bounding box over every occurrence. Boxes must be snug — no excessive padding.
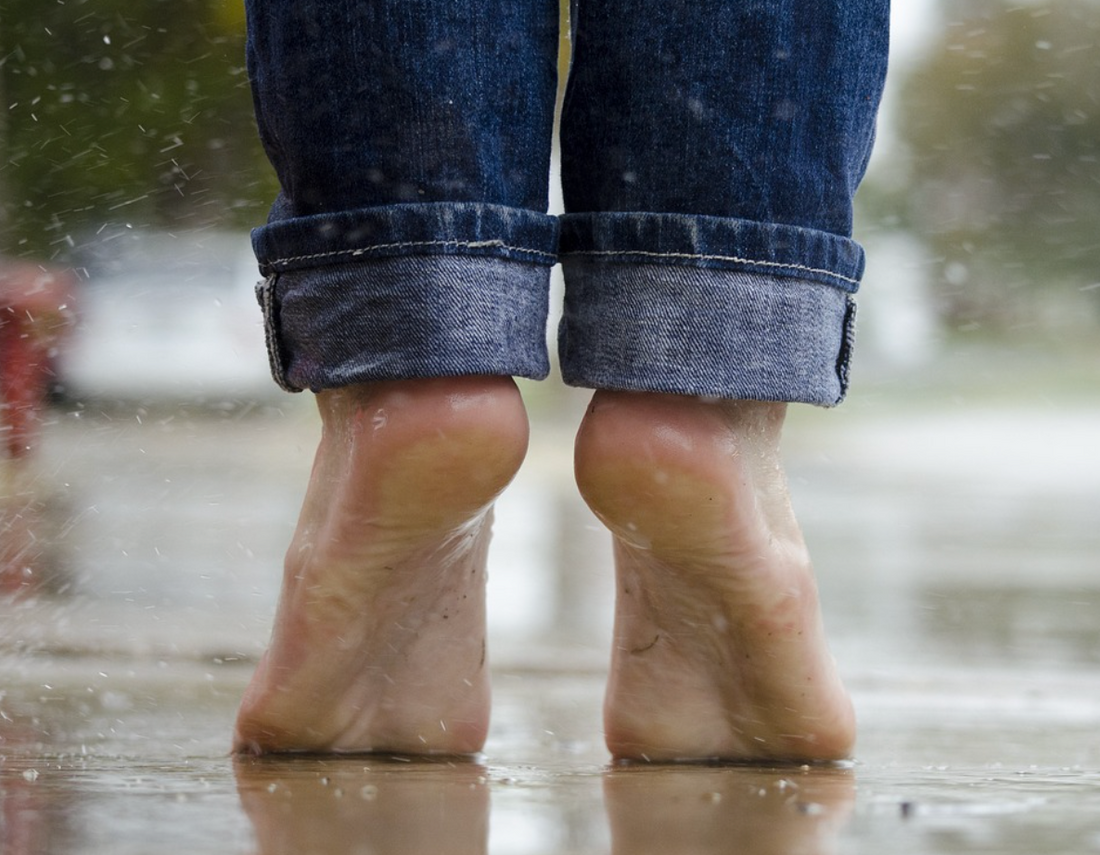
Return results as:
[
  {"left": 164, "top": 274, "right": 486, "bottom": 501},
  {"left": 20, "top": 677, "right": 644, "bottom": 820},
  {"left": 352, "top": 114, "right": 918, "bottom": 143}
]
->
[
  {"left": 575, "top": 390, "right": 780, "bottom": 491},
  {"left": 313, "top": 376, "right": 530, "bottom": 530},
  {"left": 317, "top": 374, "right": 528, "bottom": 440},
  {"left": 574, "top": 391, "right": 800, "bottom": 555}
]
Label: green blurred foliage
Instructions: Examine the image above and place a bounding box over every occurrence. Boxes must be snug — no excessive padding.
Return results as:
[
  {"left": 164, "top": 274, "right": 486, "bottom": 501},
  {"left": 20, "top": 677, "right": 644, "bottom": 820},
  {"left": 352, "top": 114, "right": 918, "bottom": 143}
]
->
[
  {"left": 891, "top": 0, "right": 1100, "bottom": 327},
  {"left": 0, "top": 0, "right": 278, "bottom": 261}
]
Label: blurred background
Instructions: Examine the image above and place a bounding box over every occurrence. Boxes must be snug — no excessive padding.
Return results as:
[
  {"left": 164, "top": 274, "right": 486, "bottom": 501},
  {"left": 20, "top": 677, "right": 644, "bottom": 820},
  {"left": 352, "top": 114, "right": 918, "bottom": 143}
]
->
[
  {"left": 0, "top": 0, "right": 1098, "bottom": 684},
  {"left": 1, "top": 0, "right": 1097, "bottom": 388},
  {"left": 2, "top": 2, "right": 1100, "bottom": 853},
  {"left": 1, "top": 0, "right": 1098, "bottom": 675}
]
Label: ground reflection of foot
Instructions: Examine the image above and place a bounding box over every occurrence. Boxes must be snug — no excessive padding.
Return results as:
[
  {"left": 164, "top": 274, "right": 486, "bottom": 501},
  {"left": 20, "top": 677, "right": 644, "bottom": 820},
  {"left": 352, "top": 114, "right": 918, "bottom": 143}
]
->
[
  {"left": 234, "top": 377, "right": 528, "bottom": 755},
  {"left": 604, "top": 764, "right": 855, "bottom": 855},
  {"left": 0, "top": 712, "right": 70, "bottom": 855},
  {"left": 575, "top": 392, "right": 855, "bottom": 762},
  {"left": 234, "top": 755, "right": 489, "bottom": 855}
]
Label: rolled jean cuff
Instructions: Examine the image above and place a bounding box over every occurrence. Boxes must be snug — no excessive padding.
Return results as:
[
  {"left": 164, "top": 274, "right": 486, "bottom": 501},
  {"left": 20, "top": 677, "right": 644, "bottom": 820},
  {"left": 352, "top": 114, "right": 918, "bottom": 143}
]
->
[
  {"left": 558, "top": 212, "right": 861, "bottom": 406},
  {"left": 253, "top": 202, "right": 558, "bottom": 392}
]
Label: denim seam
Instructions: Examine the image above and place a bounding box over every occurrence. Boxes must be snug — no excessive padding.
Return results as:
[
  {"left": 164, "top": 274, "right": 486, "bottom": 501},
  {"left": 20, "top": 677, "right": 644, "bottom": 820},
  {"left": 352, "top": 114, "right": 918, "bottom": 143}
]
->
[
  {"left": 269, "top": 239, "right": 557, "bottom": 269},
  {"left": 560, "top": 249, "right": 860, "bottom": 288},
  {"left": 255, "top": 274, "right": 302, "bottom": 394}
]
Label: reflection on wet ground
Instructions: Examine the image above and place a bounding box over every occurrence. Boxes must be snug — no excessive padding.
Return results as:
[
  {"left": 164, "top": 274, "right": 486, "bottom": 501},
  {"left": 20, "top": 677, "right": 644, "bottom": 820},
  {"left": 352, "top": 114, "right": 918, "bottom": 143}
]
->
[{"left": 3, "top": 379, "right": 1100, "bottom": 853}]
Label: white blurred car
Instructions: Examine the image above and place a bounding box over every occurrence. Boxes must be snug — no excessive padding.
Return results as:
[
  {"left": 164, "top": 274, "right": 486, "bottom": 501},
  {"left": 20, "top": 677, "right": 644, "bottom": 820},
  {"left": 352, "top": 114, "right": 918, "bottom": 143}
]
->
[{"left": 59, "top": 230, "right": 279, "bottom": 402}]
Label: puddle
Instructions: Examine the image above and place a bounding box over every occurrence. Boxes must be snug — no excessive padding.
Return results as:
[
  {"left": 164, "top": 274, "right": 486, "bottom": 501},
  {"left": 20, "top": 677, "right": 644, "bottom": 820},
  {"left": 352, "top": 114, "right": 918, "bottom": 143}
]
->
[{"left": 4, "top": 398, "right": 1100, "bottom": 853}]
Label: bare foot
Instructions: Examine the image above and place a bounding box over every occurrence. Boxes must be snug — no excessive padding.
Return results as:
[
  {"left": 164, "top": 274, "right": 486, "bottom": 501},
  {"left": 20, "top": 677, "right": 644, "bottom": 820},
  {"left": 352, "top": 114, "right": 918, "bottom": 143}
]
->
[
  {"left": 233, "top": 376, "right": 528, "bottom": 755},
  {"left": 574, "top": 391, "right": 855, "bottom": 763}
]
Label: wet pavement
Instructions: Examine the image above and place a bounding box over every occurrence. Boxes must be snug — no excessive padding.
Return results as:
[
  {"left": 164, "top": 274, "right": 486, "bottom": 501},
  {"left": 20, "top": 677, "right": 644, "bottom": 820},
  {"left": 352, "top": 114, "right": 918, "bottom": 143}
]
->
[{"left": 3, "top": 356, "right": 1100, "bottom": 854}]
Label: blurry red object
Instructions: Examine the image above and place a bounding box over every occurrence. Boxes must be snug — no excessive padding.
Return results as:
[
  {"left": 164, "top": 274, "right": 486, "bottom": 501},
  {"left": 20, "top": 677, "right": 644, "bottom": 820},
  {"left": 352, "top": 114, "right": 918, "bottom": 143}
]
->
[{"left": 0, "top": 261, "right": 77, "bottom": 460}]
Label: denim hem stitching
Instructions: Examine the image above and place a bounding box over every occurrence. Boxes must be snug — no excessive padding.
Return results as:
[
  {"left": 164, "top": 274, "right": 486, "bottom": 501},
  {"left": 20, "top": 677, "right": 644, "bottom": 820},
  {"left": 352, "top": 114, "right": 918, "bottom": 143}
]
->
[
  {"left": 561, "top": 248, "right": 860, "bottom": 287},
  {"left": 270, "top": 239, "right": 557, "bottom": 268},
  {"left": 255, "top": 274, "right": 303, "bottom": 394}
]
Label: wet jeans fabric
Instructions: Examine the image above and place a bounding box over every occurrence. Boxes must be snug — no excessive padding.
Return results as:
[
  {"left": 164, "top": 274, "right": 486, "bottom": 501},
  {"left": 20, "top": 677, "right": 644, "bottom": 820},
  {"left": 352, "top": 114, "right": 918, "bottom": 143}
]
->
[{"left": 246, "top": 0, "right": 888, "bottom": 405}]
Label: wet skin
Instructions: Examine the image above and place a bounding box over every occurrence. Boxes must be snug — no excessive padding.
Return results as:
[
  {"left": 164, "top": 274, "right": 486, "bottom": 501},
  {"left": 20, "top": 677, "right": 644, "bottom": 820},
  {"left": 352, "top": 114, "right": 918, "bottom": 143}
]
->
[
  {"left": 234, "top": 377, "right": 527, "bottom": 755},
  {"left": 575, "top": 392, "right": 855, "bottom": 762},
  {"left": 234, "top": 378, "right": 854, "bottom": 762}
]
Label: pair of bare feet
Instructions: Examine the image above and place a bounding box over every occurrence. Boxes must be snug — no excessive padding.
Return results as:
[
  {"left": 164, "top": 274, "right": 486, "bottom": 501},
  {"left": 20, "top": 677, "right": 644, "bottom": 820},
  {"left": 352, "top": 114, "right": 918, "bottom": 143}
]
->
[{"left": 232, "top": 376, "right": 855, "bottom": 763}]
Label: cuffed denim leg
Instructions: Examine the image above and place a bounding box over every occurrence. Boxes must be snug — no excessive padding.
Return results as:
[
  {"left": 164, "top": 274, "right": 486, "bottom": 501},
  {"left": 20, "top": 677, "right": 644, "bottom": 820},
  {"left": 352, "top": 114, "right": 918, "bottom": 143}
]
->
[
  {"left": 558, "top": 213, "right": 858, "bottom": 406},
  {"left": 245, "top": 0, "right": 559, "bottom": 393},
  {"left": 254, "top": 202, "right": 558, "bottom": 392},
  {"left": 559, "top": 0, "right": 888, "bottom": 406}
]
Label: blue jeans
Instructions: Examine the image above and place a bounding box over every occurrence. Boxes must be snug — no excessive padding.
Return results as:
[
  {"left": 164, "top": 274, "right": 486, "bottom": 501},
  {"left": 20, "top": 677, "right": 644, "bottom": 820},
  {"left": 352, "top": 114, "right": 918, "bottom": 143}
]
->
[{"left": 247, "top": 0, "right": 888, "bottom": 405}]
